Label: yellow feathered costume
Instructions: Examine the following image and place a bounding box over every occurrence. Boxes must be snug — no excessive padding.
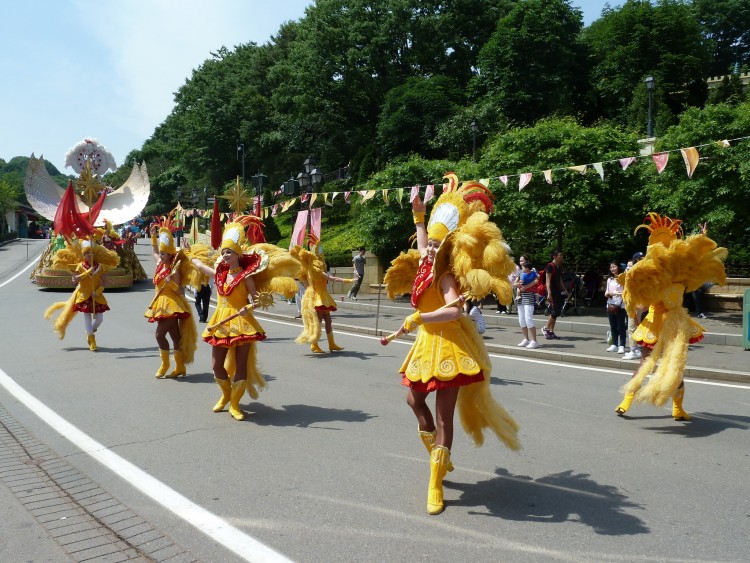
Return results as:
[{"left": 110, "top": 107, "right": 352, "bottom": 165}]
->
[
  {"left": 187, "top": 239, "right": 300, "bottom": 400},
  {"left": 289, "top": 243, "right": 336, "bottom": 349},
  {"left": 620, "top": 214, "right": 727, "bottom": 409},
  {"left": 44, "top": 239, "right": 120, "bottom": 340},
  {"left": 384, "top": 174, "right": 520, "bottom": 452}
]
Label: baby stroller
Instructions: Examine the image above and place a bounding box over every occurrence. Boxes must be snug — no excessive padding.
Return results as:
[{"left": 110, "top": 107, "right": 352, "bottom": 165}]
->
[
  {"left": 582, "top": 270, "right": 602, "bottom": 307},
  {"left": 560, "top": 272, "right": 581, "bottom": 315}
]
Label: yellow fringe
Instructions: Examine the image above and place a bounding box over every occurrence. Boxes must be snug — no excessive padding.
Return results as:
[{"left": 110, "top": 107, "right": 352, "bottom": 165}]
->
[
  {"left": 294, "top": 286, "right": 321, "bottom": 345},
  {"left": 226, "top": 344, "right": 266, "bottom": 400},
  {"left": 44, "top": 290, "right": 79, "bottom": 340},
  {"left": 456, "top": 316, "right": 521, "bottom": 451}
]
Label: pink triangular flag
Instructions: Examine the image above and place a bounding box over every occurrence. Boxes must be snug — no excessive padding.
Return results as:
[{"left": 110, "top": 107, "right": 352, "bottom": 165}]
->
[
  {"left": 424, "top": 184, "right": 435, "bottom": 201},
  {"left": 543, "top": 170, "right": 553, "bottom": 184},
  {"left": 680, "top": 147, "right": 699, "bottom": 178},
  {"left": 344, "top": 191, "right": 351, "bottom": 203},
  {"left": 518, "top": 173, "right": 532, "bottom": 191},
  {"left": 271, "top": 204, "right": 278, "bottom": 217},
  {"left": 409, "top": 185, "right": 419, "bottom": 202},
  {"left": 358, "top": 190, "right": 368, "bottom": 197},
  {"left": 300, "top": 193, "right": 309, "bottom": 203},
  {"left": 619, "top": 157, "right": 636, "bottom": 170},
  {"left": 500, "top": 175, "right": 508, "bottom": 187},
  {"left": 593, "top": 162, "right": 604, "bottom": 180},
  {"left": 652, "top": 152, "right": 669, "bottom": 174}
]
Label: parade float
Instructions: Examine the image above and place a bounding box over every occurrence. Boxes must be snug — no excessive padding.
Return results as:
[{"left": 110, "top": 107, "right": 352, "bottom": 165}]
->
[{"left": 25, "top": 139, "right": 150, "bottom": 288}]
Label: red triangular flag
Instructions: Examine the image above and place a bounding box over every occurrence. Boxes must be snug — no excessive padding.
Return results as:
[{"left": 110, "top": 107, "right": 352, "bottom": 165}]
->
[{"left": 210, "top": 197, "right": 222, "bottom": 249}]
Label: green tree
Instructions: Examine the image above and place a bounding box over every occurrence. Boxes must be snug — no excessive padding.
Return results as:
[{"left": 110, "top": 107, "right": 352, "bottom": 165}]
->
[
  {"left": 377, "top": 76, "right": 463, "bottom": 159},
  {"left": 480, "top": 117, "right": 641, "bottom": 267},
  {"left": 473, "top": 0, "right": 586, "bottom": 125},
  {"left": 692, "top": 0, "right": 750, "bottom": 77},
  {"left": 583, "top": 0, "right": 711, "bottom": 131},
  {"left": 639, "top": 101, "right": 750, "bottom": 265},
  {"left": 0, "top": 180, "right": 19, "bottom": 235}
]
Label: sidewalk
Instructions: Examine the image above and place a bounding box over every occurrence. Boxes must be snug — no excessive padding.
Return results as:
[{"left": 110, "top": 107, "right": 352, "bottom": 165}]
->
[{"left": 259, "top": 291, "right": 750, "bottom": 384}]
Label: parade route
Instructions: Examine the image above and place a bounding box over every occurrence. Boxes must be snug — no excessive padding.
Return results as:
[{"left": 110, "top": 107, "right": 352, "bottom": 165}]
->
[{"left": 1, "top": 238, "right": 749, "bottom": 562}]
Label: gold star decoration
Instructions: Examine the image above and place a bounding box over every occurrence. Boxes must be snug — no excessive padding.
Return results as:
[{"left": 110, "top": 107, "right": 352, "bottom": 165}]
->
[
  {"left": 220, "top": 176, "right": 253, "bottom": 214},
  {"left": 76, "top": 160, "right": 106, "bottom": 207}
]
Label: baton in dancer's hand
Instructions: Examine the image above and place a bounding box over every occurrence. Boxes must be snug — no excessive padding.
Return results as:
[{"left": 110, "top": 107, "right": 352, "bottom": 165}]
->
[
  {"left": 147, "top": 259, "right": 181, "bottom": 311},
  {"left": 380, "top": 293, "right": 467, "bottom": 346},
  {"left": 206, "top": 303, "right": 253, "bottom": 332}
]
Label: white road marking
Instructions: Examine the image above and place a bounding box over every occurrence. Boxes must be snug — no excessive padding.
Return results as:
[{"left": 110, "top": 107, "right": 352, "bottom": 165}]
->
[
  {"left": 0, "top": 368, "right": 291, "bottom": 563},
  {"left": 0, "top": 251, "right": 43, "bottom": 288}
]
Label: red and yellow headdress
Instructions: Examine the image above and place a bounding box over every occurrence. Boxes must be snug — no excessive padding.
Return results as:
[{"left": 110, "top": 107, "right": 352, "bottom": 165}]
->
[
  {"left": 635, "top": 212, "right": 683, "bottom": 248},
  {"left": 153, "top": 213, "right": 178, "bottom": 255},
  {"left": 427, "top": 172, "right": 494, "bottom": 242}
]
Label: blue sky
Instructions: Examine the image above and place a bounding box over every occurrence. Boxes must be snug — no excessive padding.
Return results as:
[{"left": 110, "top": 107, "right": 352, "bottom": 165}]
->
[{"left": 1, "top": 1, "right": 610, "bottom": 173}]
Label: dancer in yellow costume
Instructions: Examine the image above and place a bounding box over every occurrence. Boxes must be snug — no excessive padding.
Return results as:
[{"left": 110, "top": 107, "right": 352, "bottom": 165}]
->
[
  {"left": 186, "top": 217, "right": 299, "bottom": 421},
  {"left": 44, "top": 235, "right": 120, "bottom": 351},
  {"left": 384, "top": 173, "right": 520, "bottom": 515},
  {"left": 144, "top": 220, "right": 197, "bottom": 378},
  {"left": 614, "top": 214, "right": 727, "bottom": 420},
  {"left": 290, "top": 234, "right": 352, "bottom": 353}
]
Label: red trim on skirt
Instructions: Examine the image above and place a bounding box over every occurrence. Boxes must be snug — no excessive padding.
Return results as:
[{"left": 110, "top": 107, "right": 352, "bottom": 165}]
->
[
  {"left": 315, "top": 305, "right": 337, "bottom": 312},
  {"left": 147, "top": 312, "right": 191, "bottom": 323},
  {"left": 74, "top": 303, "right": 110, "bottom": 314},
  {"left": 638, "top": 333, "right": 703, "bottom": 349},
  {"left": 401, "top": 371, "right": 484, "bottom": 393},
  {"left": 204, "top": 333, "right": 267, "bottom": 348}
]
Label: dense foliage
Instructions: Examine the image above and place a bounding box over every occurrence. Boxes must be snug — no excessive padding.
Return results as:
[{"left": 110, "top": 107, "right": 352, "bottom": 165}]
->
[{"left": 6, "top": 1, "right": 750, "bottom": 272}]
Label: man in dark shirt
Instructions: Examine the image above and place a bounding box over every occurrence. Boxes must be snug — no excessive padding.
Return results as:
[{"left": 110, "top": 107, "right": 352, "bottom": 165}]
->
[
  {"left": 347, "top": 247, "right": 366, "bottom": 300},
  {"left": 542, "top": 250, "right": 566, "bottom": 339}
]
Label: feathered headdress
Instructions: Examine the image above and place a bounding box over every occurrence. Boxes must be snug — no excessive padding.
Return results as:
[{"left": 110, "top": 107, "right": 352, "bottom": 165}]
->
[
  {"left": 153, "top": 213, "right": 178, "bottom": 255},
  {"left": 635, "top": 212, "right": 683, "bottom": 248},
  {"left": 220, "top": 221, "right": 247, "bottom": 255},
  {"left": 427, "top": 172, "right": 494, "bottom": 242},
  {"left": 235, "top": 215, "right": 266, "bottom": 245}
]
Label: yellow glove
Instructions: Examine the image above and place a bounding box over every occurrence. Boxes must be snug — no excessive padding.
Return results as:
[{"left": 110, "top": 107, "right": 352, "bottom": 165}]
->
[{"left": 402, "top": 311, "right": 423, "bottom": 333}]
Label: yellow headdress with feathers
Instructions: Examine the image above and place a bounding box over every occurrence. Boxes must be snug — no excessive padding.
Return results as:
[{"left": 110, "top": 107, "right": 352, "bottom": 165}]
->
[
  {"left": 221, "top": 221, "right": 246, "bottom": 255},
  {"left": 635, "top": 212, "right": 683, "bottom": 247},
  {"left": 153, "top": 213, "right": 178, "bottom": 255},
  {"left": 427, "top": 172, "right": 494, "bottom": 242}
]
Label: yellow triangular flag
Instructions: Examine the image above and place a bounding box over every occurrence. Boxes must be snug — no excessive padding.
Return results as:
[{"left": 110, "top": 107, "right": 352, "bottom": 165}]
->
[
  {"left": 680, "top": 147, "right": 699, "bottom": 178},
  {"left": 310, "top": 193, "right": 318, "bottom": 206},
  {"left": 382, "top": 189, "right": 389, "bottom": 204},
  {"left": 322, "top": 192, "right": 330, "bottom": 206},
  {"left": 396, "top": 187, "right": 404, "bottom": 208},
  {"left": 361, "top": 190, "right": 376, "bottom": 202},
  {"left": 543, "top": 170, "right": 553, "bottom": 184},
  {"left": 479, "top": 178, "right": 490, "bottom": 187},
  {"left": 567, "top": 165, "right": 587, "bottom": 174}
]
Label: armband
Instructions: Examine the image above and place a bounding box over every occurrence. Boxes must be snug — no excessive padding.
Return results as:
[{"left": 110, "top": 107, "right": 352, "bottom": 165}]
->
[{"left": 413, "top": 212, "right": 425, "bottom": 225}]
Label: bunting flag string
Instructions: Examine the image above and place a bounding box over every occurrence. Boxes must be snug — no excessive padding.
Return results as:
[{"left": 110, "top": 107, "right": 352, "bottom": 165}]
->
[{"left": 250, "top": 134, "right": 750, "bottom": 218}]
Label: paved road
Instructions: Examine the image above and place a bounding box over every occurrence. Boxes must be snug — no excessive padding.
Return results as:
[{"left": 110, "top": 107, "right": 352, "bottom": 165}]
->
[{"left": 1, "top": 239, "right": 749, "bottom": 562}]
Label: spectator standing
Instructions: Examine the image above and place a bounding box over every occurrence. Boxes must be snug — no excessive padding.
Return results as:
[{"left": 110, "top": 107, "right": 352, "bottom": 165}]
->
[
  {"left": 604, "top": 261, "right": 627, "bottom": 354},
  {"left": 515, "top": 260, "right": 540, "bottom": 349},
  {"left": 542, "top": 250, "right": 566, "bottom": 339},
  {"left": 195, "top": 280, "right": 212, "bottom": 323},
  {"left": 623, "top": 252, "right": 646, "bottom": 360},
  {"left": 347, "top": 247, "right": 366, "bottom": 300},
  {"left": 466, "top": 300, "right": 486, "bottom": 334}
]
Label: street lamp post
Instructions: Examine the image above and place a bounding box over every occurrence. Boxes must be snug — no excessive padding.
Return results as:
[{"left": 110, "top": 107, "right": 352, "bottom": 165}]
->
[
  {"left": 236, "top": 142, "right": 245, "bottom": 188},
  {"left": 644, "top": 76, "right": 655, "bottom": 138},
  {"left": 250, "top": 172, "right": 267, "bottom": 217},
  {"left": 470, "top": 121, "right": 478, "bottom": 162}
]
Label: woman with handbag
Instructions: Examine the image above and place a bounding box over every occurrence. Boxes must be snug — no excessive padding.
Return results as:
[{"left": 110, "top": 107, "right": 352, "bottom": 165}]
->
[{"left": 605, "top": 261, "right": 627, "bottom": 354}]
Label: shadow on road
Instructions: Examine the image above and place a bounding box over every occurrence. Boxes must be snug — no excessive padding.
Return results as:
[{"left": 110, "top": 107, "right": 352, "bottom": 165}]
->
[
  {"left": 445, "top": 467, "right": 648, "bottom": 536},
  {"left": 247, "top": 402, "right": 375, "bottom": 428},
  {"left": 644, "top": 412, "right": 750, "bottom": 438}
]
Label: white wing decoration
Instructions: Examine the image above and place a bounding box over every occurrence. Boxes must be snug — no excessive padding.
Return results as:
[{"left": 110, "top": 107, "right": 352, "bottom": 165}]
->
[
  {"left": 24, "top": 154, "right": 81, "bottom": 221},
  {"left": 24, "top": 154, "right": 150, "bottom": 225},
  {"left": 97, "top": 162, "right": 150, "bottom": 226}
]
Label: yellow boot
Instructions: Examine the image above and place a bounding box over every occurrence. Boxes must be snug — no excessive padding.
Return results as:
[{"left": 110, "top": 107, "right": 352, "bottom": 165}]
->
[
  {"left": 310, "top": 341, "right": 325, "bottom": 353},
  {"left": 615, "top": 391, "right": 636, "bottom": 416},
  {"left": 327, "top": 333, "right": 344, "bottom": 352},
  {"left": 672, "top": 385, "right": 692, "bottom": 421},
  {"left": 168, "top": 350, "right": 186, "bottom": 378},
  {"left": 154, "top": 349, "right": 170, "bottom": 378},
  {"left": 87, "top": 333, "right": 97, "bottom": 351},
  {"left": 427, "top": 446, "right": 451, "bottom": 515},
  {"left": 418, "top": 426, "right": 453, "bottom": 472},
  {"left": 212, "top": 377, "right": 231, "bottom": 412},
  {"left": 229, "top": 379, "right": 247, "bottom": 421}
]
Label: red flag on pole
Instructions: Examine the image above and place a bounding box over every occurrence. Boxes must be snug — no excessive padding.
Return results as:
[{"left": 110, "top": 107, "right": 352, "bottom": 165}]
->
[
  {"left": 54, "top": 181, "right": 100, "bottom": 239},
  {"left": 210, "top": 197, "right": 222, "bottom": 249}
]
